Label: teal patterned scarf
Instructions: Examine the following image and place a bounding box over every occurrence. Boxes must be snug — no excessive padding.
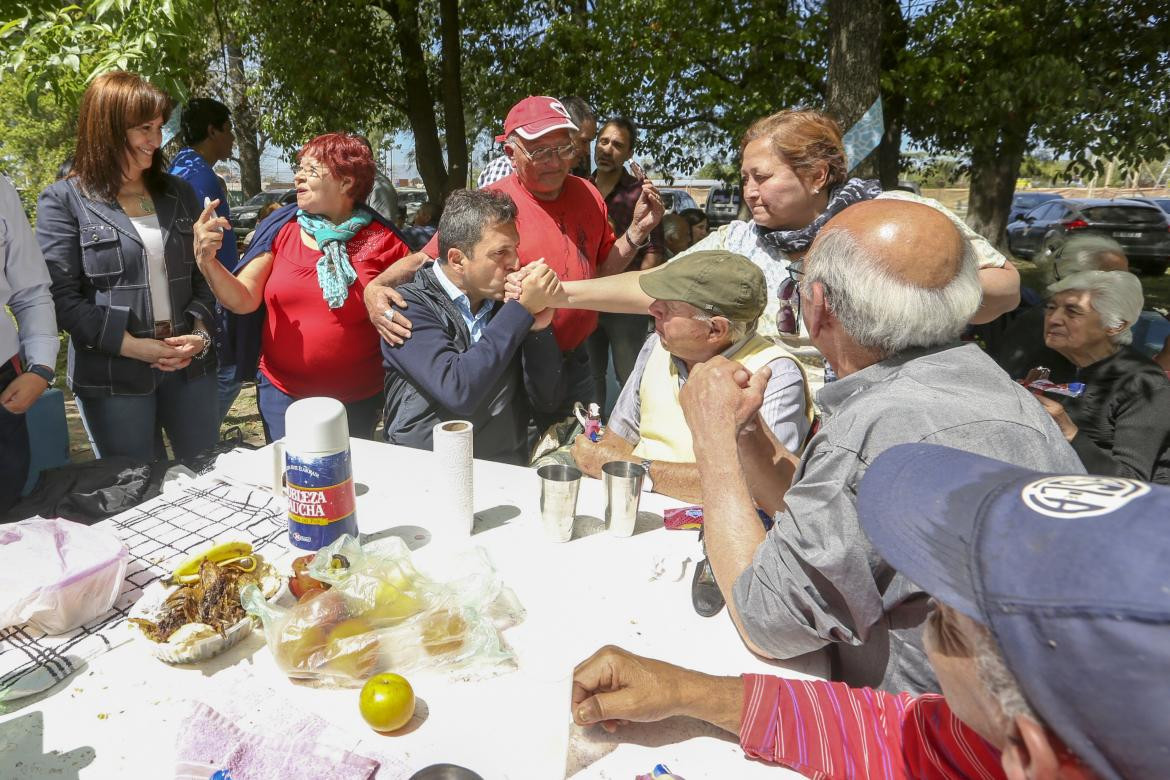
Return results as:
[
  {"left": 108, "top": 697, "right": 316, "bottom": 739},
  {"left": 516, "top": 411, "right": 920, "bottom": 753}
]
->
[{"left": 296, "top": 209, "right": 374, "bottom": 309}]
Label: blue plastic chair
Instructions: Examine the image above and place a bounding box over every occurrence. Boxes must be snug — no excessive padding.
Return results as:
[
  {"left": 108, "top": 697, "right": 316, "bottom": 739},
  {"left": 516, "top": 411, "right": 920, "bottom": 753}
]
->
[{"left": 23, "top": 387, "right": 70, "bottom": 495}]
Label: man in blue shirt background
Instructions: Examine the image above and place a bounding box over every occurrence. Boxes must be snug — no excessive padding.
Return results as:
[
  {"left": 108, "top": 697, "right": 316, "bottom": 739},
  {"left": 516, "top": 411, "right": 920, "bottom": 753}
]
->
[{"left": 169, "top": 97, "right": 240, "bottom": 424}]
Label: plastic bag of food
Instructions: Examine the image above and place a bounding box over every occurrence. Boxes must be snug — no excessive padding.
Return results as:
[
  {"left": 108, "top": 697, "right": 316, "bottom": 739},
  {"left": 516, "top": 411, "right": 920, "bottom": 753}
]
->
[
  {"left": 242, "top": 535, "right": 522, "bottom": 686},
  {"left": 0, "top": 517, "right": 129, "bottom": 634}
]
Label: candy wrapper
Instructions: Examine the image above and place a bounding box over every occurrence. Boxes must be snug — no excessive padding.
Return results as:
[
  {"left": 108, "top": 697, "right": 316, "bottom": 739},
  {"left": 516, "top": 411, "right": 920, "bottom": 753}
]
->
[
  {"left": 1026, "top": 379, "right": 1085, "bottom": 398},
  {"left": 637, "top": 764, "right": 685, "bottom": 780},
  {"left": 574, "top": 402, "right": 603, "bottom": 442},
  {"left": 242, "top": 535, "right": 523, "bottom": 686},
  {"left": 663, "top": 507, "right": 703, "bottom": 530}
]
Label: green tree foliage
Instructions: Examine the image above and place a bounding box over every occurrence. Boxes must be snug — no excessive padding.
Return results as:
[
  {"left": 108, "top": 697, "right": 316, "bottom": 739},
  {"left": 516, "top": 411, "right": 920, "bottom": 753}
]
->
[
  {"left": 245, "top": 0, "right": 485, "bottom": 202},
  {"left": 899, "top": 0, "right": 1170, "bottom": 244},
  {"left": 480, "top": 0, "right": 827, "bottom": 175},
  {"left": 0, "top": 77, "right": 75, "bottom": 214},
  {"left": 1, "top": 0, "right": 214, "bottom": 107}
]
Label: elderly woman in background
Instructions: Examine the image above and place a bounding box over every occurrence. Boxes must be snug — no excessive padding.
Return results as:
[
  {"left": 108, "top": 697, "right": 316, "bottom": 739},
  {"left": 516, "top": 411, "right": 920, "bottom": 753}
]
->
[
  {"left": 37, "top": 71, "right": 217, "bottom": 462},
  {"left": 194, "top": 132, "right": 409, "bottom": 441},
  {"left": 1034, "top": 270, "right": 1170, "bottom": 483},
  {"left": 989, "top": 234, "right": 1129, "bottom": 378}
]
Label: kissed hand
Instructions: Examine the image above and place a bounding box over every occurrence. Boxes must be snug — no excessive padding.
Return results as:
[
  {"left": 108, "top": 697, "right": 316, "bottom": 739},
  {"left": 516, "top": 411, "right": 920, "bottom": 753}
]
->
[
  {"left": 518, "top": 261, "right": 562, "bottom": 314},
  {"left": 504, "top": 258, "right": 543, "bottom": 302}
]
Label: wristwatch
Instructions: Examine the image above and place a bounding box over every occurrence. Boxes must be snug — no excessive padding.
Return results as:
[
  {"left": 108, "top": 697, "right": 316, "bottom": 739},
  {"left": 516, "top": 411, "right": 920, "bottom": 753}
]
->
[
  {"left": 640, "top": 458, "right": 654, "bottom": 493},
  {"left": 26, "top": 364, "right": 55, "bottom": 385}
]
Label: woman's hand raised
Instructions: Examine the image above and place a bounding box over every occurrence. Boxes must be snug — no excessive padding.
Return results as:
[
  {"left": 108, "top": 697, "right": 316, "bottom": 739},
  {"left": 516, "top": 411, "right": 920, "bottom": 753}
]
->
[{"left": 194, "top": 198, "right": 231, "bottom": 267}]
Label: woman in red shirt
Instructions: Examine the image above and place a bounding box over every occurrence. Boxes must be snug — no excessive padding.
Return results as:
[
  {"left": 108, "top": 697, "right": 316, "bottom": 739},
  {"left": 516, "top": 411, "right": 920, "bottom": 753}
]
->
[{"left": 193, "top": 133, "right": 408, "bottom": 440}]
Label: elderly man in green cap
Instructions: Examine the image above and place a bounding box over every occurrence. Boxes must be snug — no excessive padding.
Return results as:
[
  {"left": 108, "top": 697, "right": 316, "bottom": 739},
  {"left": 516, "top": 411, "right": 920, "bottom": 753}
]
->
[{"left": 570, "top": 250, "right": 813, "bottom": 505}]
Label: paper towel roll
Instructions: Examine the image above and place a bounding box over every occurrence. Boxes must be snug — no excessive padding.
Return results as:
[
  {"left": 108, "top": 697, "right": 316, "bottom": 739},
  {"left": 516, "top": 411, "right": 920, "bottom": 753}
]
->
[{"left": 432, "top": 420, "right": 474, "bottom": 535}]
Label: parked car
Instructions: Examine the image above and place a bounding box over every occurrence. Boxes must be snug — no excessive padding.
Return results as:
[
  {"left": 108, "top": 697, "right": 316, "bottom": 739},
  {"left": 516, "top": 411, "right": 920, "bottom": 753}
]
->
[
  {"left": 660, "top": 188, "right": 698, "bottom": 214},
  {"left": 397, "top": 188, "right": 427, "bottom": 223},
  {"left": 1008, "top": 191, "right": 1063, "bottom": 223},
  {"left": 1005, "top": 198, "right": 1170, "bottom": 275},
  {"left": 1117, "top": 195, "right": 1170, "bottom": 216},
  {"left": 705, "top": 186, "right": 742, "bottom": 227},
  {"left": 232, "top": 188, "right": 295, "bottom": 232}
]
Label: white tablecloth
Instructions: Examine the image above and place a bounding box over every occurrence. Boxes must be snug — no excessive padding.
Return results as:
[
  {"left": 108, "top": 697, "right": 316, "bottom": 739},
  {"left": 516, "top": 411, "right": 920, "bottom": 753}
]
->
[{"left": 0, "top": 438, "right": 817, "bottom": 778}]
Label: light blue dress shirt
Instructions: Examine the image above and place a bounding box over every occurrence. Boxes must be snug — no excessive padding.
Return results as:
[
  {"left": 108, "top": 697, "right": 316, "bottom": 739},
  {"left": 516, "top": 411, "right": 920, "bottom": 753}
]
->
[
  {"left": 0, "top": 175, "right": 59, "bottom": 369},
  {"left": 433, "top": 262, "right": 494, "bottom": 344}
]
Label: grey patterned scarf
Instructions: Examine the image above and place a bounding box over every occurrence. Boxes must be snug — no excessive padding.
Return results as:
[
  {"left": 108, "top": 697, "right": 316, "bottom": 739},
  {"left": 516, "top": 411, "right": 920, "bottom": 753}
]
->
[{"left": 756, "top": 177, "right": 884, "bottom": 254}]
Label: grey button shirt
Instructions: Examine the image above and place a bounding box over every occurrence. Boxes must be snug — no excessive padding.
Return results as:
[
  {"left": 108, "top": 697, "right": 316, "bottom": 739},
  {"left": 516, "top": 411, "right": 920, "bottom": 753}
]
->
[
  {"left": 0, "top": 175, "right": 58, "bottom": 369},
  {"left": 733, "top": 342, "right": 1085, "bottom": 694},
  {"left": 608, "top": 332, "right": 810, "bottom": 453}
]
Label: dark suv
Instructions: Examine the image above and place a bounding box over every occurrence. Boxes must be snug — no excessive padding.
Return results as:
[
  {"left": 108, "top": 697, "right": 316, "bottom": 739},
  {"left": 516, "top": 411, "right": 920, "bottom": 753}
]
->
[
  {"left": 705, "top": 186, "right": 742, "bottom": 227},
  {"left": 1005, "top": 198, "right": 1170, "bottom": 275}
]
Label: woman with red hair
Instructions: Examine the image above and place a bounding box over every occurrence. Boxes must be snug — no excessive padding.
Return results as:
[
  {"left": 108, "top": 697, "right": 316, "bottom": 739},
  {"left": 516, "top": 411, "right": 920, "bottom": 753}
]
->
[{"left": 194, "top": 132, "right": 409, "bottom": 440}]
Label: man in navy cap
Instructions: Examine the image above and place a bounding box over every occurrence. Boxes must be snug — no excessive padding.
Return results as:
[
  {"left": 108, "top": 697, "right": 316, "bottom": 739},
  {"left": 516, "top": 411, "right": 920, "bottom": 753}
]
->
[{"left": 570, "top": 444, "right": 1169, "bottom": 779}]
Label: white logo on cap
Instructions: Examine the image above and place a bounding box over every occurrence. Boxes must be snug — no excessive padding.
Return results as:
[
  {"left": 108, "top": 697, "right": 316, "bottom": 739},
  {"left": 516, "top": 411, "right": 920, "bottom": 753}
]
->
[
  {"left": 1021, "top": 476, "right": 1150, "bottom": 518},
  {"left": 548, "top": 100, "right": 570, "bottom": 119}
]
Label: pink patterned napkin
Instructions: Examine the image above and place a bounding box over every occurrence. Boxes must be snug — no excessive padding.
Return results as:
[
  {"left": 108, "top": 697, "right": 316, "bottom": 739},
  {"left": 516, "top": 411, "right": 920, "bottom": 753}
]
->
[{"left": 175, "top": 701, "right": 379, "bottom": 780}]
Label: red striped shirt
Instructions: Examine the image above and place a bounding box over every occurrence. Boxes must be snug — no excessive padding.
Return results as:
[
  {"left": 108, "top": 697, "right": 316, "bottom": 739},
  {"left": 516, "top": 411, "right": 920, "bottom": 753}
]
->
[{"left": 739, "top": 675, "right": 1005, "bottom": 780}]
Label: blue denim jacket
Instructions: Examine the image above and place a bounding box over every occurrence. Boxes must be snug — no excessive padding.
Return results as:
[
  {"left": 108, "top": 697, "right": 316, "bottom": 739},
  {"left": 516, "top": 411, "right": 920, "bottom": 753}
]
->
[{"left": 36, "top": 175, "right": 216, "bottom": 397}]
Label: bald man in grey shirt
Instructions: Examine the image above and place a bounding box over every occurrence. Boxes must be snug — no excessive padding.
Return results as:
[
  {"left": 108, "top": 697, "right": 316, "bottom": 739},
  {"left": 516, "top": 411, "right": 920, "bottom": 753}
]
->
[{"left": 679, "top": 200, "right": 1083, "bottom": 695}]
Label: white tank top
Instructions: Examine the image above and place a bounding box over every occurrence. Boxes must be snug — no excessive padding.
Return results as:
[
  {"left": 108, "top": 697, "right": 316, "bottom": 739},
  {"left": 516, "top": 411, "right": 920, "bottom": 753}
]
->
[{"left": 128, "top": 213, "right": 172, "bottom": 323}]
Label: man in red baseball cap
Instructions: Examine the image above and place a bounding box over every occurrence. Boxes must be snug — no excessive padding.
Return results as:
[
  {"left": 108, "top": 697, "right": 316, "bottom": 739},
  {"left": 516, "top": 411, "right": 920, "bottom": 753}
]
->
[{"left": 365, "top": 95, "right": 665, "bottom": 425}]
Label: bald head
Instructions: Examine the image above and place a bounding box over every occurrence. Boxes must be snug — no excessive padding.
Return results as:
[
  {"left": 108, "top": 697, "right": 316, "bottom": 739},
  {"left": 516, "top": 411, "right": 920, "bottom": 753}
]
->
[
  {"left": 814, "top": 200, "right": 964, "bottom": 290},
  {"left": 801, "top": 198, "right": 982, "bottom": 360}
]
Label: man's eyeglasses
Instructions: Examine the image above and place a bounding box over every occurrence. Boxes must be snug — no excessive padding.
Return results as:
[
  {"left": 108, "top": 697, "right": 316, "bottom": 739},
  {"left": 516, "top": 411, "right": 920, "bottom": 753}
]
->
[
  {"left": 511, "top": 141, "right": 576, "bottom": 165},
  {"left": 778, "top": 261, "right": 804, "bottom": 335}
]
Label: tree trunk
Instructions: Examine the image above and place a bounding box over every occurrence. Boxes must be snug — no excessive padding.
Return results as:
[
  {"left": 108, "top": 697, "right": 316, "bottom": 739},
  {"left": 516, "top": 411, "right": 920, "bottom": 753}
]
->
[
  {"left": 827, "top": 0, "right": 882, "bottom": 179},
  {"left": 966, "top": 129, "right": 1028, "bottom": 250},
  {"left": 225, "top": 35, "right": 262, "bottom": 197},
  {"left": 383, "top": 0, "right": 448, "bottom": 205},
  {"left": 438, "top": 0, "right": 467, "bottom": 195},
  {"left": 877, "top": 0, "right": 906, "bottom": 189}
]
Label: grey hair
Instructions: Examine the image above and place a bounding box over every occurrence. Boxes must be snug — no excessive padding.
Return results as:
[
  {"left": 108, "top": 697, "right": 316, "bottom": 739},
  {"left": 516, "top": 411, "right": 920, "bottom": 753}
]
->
[
  {"left": 559, "top": 96, "right": 596, "bottom": 127},
  {"left": 1047, "top": 270, "right": 1143, "bottom": 346},
  {"left": 662, "top": 214, "right": 690, "bottom": 243},
  {"left": 801, "top": 228, "right": 982, "bottom": 358},
  {"left": 692, "top": 309, "right": 756, "bottom": 343},
  {"left": 971, "top": 621, "right": 1041, "bottom": 729},
  {"left": 437, "top": 189, "right": 517, "bottom": 262},
  {"left": 1050, "top": 234, "right": 1127, "bottom": 282}
]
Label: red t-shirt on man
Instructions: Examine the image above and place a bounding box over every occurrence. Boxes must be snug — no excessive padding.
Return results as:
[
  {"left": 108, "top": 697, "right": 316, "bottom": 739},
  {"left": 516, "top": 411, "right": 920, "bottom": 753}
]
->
[
  {"left": 260, "top": 221, "right": 409, "bottom": 401},
  {"left": 425, "top": 174, "right": 616, "bottom": 351}
]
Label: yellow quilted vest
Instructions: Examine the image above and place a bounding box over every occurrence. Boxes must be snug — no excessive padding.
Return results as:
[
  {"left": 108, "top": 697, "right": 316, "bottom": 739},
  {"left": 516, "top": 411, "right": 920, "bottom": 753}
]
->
[{"left": 632, "top": 333, "right": 812, "bottom": 462}]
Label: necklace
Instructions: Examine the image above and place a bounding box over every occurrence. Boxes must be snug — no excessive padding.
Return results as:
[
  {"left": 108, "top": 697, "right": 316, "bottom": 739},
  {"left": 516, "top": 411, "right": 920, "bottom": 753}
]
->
[{"left": 121, "top": 189, "right": 155, "bottom": 215}]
